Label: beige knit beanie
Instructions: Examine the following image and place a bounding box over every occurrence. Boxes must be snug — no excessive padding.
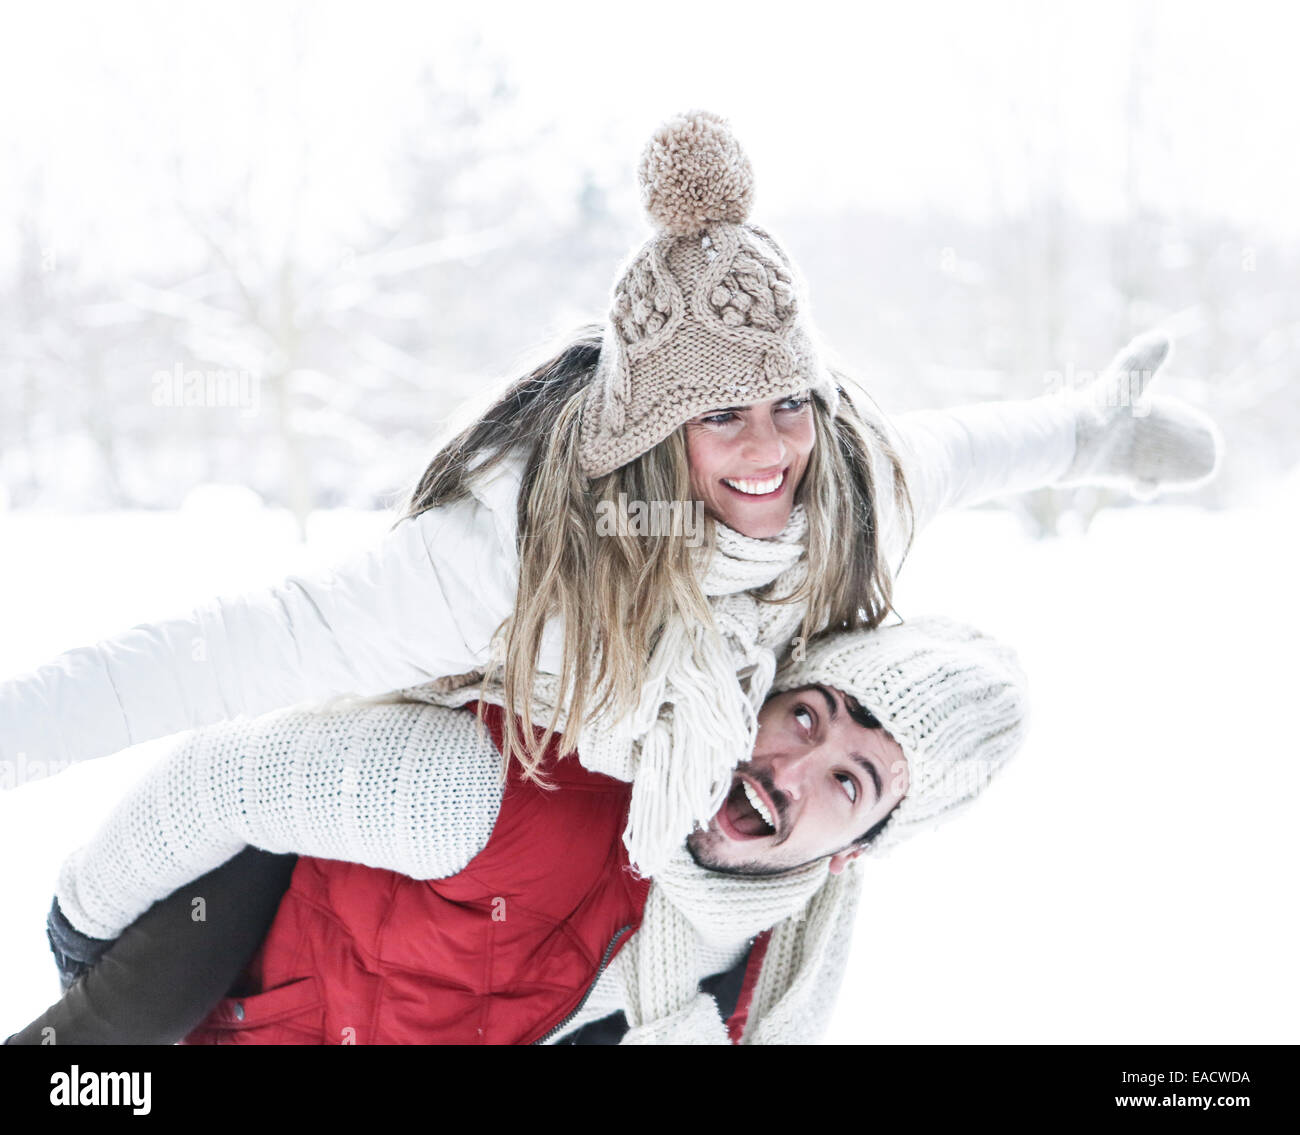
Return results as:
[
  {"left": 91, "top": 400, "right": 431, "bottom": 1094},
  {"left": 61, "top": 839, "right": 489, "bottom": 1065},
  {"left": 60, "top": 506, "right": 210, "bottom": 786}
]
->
[{"left": 578, "top": 110, "right": 840, "bottom": 478}]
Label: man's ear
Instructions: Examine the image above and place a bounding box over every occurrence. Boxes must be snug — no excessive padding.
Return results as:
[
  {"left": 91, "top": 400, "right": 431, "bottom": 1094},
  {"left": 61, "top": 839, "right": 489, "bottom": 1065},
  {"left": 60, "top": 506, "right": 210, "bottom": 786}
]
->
[{"left": 828, "top": 847, "right": 863, "bottom": 876}]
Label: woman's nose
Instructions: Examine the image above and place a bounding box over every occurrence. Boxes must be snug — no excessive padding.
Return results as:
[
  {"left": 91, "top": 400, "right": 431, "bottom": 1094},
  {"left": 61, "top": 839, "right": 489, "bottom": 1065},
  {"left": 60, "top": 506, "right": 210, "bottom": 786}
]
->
[{"left": 740, "top": 414, "right": 786, "bottom": 468}]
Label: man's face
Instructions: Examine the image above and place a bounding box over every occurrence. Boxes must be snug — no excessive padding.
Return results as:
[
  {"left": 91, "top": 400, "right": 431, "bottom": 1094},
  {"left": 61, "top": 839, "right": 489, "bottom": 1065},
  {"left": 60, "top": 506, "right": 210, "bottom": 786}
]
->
[{"left": 686, "top": 684, "right": 909, "bottom": 877}]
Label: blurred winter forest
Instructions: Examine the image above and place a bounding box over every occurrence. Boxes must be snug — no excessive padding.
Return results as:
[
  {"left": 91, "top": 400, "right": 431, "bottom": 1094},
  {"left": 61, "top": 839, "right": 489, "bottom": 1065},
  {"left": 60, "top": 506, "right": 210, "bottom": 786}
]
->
[{"left": 0, "top": 2, "right": 1294, "bottom": 538}]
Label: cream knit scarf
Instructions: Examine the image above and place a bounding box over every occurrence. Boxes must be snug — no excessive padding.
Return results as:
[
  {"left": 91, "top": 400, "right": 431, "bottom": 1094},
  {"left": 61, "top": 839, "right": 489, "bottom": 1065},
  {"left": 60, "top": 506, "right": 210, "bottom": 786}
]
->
[
  {"left": 410, "top": 503, "right": 852, "bottom": 1042},
  {"left": 617, "top": 848, "right": 850, "bottom": 1044},
  {"left": 575, "top": 505, "right": 811, "bottom": 876},
  {"left": 415, "top": 505, "right": 813, "bottom": 875}
]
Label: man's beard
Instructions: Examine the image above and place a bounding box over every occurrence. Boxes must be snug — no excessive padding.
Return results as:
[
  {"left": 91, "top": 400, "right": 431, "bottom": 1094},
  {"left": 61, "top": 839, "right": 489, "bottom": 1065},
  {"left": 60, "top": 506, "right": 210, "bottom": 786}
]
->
[
  {"left": 683, "top": 766, "right": 804, "bottom": 877},
  {"left": 684, "top": 830, "right": 798, "bottom": 876}
]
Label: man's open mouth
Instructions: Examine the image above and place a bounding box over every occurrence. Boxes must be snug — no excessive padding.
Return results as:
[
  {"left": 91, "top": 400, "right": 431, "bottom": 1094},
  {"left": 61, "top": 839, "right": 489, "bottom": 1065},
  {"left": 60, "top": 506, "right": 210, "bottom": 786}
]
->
[{"left": 717, "top": 777, "right": 778, "bottom": 841}]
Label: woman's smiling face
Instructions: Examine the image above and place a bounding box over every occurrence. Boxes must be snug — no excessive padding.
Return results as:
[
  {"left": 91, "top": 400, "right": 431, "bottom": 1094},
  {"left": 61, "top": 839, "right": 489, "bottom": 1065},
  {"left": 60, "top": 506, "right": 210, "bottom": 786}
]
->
[{"left": 683, "top": 390, "right": 816, "bottom": 538}]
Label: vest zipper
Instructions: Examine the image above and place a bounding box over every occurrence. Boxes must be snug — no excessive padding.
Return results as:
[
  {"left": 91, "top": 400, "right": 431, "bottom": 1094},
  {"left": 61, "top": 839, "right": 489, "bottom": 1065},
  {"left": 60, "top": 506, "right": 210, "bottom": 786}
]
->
[{"left": 531, "top": 924, "right": 633, "bottom": 1045}]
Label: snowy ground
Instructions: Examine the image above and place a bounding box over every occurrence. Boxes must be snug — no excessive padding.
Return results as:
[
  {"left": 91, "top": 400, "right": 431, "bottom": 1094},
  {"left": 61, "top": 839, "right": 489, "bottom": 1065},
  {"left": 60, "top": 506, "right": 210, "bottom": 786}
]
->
[{"left": 1, "top": 479, "right": 1296, "bottom": 1044}]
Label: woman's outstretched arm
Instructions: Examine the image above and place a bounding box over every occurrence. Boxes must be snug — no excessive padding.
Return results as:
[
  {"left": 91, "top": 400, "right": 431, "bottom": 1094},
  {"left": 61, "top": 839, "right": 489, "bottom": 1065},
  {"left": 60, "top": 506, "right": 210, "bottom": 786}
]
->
[
  {"left": 0, "top": 465, "right": 524, "bottom": 778},
  {"left": 879, "top": 334, "right": 1219, "bottom": 563}
]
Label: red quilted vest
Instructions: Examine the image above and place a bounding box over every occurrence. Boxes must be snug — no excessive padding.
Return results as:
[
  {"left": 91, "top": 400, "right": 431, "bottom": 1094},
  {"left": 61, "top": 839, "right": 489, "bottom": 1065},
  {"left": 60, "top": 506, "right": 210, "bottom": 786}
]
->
[{"left": 184, "top": 702, "right": 653, "bottom": 1045}]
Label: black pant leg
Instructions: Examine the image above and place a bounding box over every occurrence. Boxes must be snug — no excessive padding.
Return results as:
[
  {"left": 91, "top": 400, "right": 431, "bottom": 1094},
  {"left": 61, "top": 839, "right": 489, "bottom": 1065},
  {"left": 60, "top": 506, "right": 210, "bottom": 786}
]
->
[{"left": 6, "top": 846, "right": 298, "bottom": 1045}]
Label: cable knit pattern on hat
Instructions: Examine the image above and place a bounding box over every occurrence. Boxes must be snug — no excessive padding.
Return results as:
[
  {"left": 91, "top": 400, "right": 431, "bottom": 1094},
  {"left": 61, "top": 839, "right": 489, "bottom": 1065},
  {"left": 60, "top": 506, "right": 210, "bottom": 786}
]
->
[{"left": 579, "top": 111, "right": 839, "bottom": 477}]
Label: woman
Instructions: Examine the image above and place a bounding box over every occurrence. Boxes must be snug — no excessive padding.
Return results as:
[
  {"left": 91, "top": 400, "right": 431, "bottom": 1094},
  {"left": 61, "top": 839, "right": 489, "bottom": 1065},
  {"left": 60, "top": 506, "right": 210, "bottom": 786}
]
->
[
  {"left": 0, "top": 110, "right": 1218, "bottom": 886},
  {"left": 4, "top": 110, "right": 1218, "bottom": 1045}
]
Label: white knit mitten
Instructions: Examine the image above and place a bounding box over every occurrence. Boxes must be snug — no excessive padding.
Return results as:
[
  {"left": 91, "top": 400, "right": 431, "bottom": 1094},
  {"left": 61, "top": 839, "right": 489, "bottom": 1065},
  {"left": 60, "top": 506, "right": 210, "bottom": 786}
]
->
[{"left": 1061, "top": 333, "right": 1222, "bottom": 500}]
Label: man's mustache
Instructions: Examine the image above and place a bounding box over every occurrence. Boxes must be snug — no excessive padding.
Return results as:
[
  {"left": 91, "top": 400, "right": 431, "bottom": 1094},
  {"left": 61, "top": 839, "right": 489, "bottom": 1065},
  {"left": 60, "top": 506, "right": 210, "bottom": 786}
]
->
[{"left": 738, "top": 765, "right": 791, "bottom": 837}]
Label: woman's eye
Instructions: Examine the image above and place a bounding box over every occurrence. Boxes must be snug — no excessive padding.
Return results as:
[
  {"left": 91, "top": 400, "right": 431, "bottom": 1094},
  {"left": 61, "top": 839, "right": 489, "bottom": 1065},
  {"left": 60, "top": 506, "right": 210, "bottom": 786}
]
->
[
  {"left": 778, "top": 395, "right": 810, "bottom": 412},
  {"left": 699, "top": 411, "right": 737, "bottom": 426},
  {"left": 835, "top": 772, "right": 858, "bottom": 804},
  {"left": 793, "top": 705, "right": 813, "bottom": 732}
]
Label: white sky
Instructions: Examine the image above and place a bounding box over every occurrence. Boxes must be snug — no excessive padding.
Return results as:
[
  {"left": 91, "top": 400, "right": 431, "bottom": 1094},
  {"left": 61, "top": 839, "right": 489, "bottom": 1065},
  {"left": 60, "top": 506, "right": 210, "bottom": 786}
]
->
[{"left": 0, "top": 0, "right": 1297, "bottom": 280}]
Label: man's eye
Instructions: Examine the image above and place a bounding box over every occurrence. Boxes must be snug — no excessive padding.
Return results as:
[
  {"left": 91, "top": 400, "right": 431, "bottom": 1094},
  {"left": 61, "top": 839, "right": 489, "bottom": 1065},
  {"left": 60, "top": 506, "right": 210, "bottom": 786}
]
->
[
  {"left": 835, "top": 772, "right": 858, "bottom": 804},
  {"left": 793, "top": 705, "right": 813, "bottom": 732}
]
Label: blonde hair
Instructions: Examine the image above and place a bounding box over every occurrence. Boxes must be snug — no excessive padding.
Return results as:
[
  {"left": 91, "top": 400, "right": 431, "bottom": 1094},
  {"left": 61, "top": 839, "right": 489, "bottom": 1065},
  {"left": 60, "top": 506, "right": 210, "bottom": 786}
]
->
[{"left": 399, "top": 326, "right": 913, "bottom": 782}]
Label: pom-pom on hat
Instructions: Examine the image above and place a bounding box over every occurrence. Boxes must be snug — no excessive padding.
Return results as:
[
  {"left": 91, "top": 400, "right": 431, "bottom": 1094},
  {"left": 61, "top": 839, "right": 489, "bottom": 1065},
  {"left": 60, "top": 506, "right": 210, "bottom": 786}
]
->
[
  {"left": 578, "top": 111, "right": 839, "bottom": 479},
  {"left": 639, "top": 110, "right": 756, "bottom": 235}
]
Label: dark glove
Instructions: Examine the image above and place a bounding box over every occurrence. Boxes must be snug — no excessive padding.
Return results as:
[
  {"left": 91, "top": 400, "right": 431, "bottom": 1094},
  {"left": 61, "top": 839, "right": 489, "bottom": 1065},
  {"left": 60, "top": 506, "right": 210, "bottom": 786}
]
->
[{"left": 46, "top": 896, "right": 115, "bottom": 992}]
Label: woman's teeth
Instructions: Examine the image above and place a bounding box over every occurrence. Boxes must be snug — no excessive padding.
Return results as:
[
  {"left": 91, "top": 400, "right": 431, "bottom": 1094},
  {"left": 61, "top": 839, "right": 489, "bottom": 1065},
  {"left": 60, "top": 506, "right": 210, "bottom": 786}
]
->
[
  {"left": 743, "top": 781, "right": 776, "bottom": 833},
  {"left": 723, "top": 471, "right": 784, "bottom": 496}
]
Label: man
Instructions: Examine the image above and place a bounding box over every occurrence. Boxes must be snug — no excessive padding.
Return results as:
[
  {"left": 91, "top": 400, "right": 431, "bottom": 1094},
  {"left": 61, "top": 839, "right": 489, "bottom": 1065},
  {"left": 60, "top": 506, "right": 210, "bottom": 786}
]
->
[{"left": 9, "top": 615, "right": 1025, "bottom": 1045}]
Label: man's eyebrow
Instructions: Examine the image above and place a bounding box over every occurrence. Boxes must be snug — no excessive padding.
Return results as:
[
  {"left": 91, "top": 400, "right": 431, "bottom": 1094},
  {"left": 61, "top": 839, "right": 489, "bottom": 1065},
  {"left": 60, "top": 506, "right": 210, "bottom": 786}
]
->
[
  {"left": 808, "top": 685, "right": 880, "bottom": 802},
  {"left": 849, "top": 752, "right": 883, "bottom": 804},
  {"left": 810, "top": 684, "right": 838, "bottom": 720}
]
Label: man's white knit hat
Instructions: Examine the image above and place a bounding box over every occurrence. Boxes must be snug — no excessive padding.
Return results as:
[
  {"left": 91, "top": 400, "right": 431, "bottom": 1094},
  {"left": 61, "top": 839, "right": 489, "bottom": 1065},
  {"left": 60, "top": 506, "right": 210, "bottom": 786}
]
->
[
  {"left": 620, "top": 614, "right": 1032, "bottom": 1043},
  {"left": 734, "top": 616, "right": 1030, "bottom": 1042},
  {"left": 577, "top": 110, "right": 839, "bottom": 478},
  {"left": 769, "top": 614, "right": 1029, "bottom": 858}
]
